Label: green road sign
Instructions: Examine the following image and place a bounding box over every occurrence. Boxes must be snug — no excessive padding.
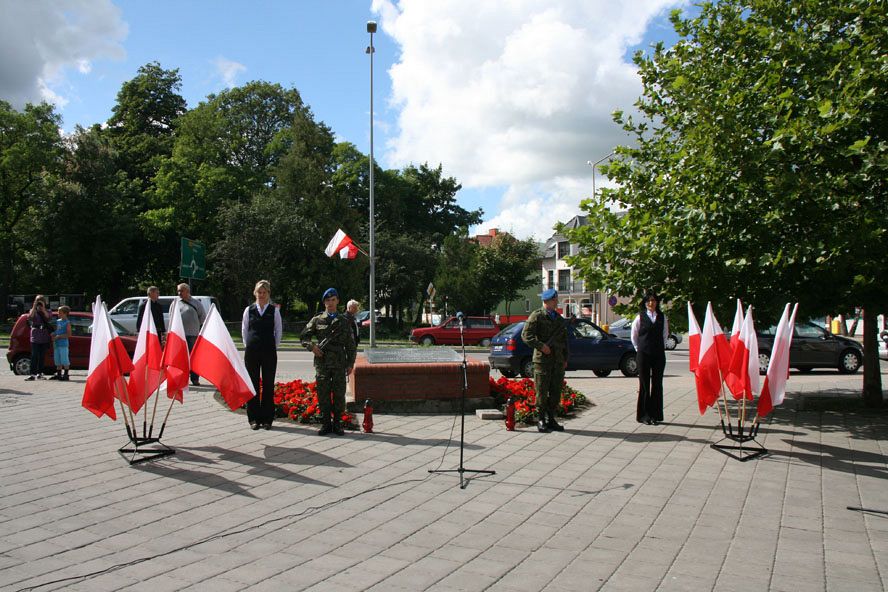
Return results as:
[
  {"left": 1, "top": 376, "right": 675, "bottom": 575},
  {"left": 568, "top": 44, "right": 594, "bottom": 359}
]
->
[{"left": 180, "top": 238, "right": 206, "bottom": 280}]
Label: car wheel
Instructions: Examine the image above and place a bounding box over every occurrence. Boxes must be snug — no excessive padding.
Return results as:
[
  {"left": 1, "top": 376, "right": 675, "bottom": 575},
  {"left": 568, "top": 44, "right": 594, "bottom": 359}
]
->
[
  {"left": 620, "top": 353, "right": 638, "bottom": 377},
  {"left": 665, "top": 335, "right": 678, "bottom": 350},
  {"left": 13, "top": 355, "right": 31, "bottom": 376},
  {"left": 500, "top": 369, "right": 517, "bottom": 378},
  {"left": 420, "top": 336, "right": 435, "bottom": 346},
  {"left": 838, "top": 349, "right": 862, "bottom": 374},
  {"left": 479, "top": 338, "right": 492, "bottom": 348},
  {"left": 520, "top": 358, "right": 534, "bottom": 379},
  {"left": 593, "top": 369, "right": 612, "bottom": 378},
  {"left": 758, "top": 352, "right": 770, "bottom": 375}
]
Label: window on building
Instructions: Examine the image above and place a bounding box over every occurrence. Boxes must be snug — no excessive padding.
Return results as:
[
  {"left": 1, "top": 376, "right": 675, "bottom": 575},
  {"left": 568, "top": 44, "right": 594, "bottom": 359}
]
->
[
  {"left": 558, "top": 269, "right": 571, "bottom": 292},
  {"left": 547, "top": 270, "right": 554, "bottom": 289},
  {"left": 557, "top": 241, "right": 570, "bottom": 260}
]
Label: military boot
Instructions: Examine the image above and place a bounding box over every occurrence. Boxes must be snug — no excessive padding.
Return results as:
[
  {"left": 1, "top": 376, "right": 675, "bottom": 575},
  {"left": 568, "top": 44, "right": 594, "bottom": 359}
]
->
[
  {"left": 332, "top": 419, "right": 345, "bottom": 436},
  {"left": 318, "top": 422, "right": 333, "bottom": 436},
  {"left": 546, "top": 411, "right": 564, "bottom": 432},
  {"left": 537, "top": 412, "right": 550, "bottom": 433}
]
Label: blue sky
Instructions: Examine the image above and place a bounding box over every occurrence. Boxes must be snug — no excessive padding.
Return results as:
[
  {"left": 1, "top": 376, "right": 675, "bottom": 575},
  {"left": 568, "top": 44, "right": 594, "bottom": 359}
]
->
[{"left": 1, "top": 0, "right": 688, "bottom": 240}]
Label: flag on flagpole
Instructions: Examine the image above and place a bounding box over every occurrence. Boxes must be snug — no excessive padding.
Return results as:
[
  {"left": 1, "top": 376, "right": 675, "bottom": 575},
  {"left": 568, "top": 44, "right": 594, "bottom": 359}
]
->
[
  {"left": 325, "top": 229, "right": 353, "bottom": 257},
  {"left": 339, "top": 242, "right": 358, "bottom": 260},
  {"left": 727, "top": 305, "right": 758, "bottom": 400},
  {"left": 162, "top": 298, "right": 190, "bottom": 403},
  {"left": 688, "top": 302, "right": 701, "bottom": 373},
  {"left": 757, "top": 303, "right": 798, "bottom": 417},
  {"left": 694, "top": 302, "right": 730, "bottom": 414},
  {"left": 82, "top": 296, "right": 134, "bottom": 419},
  {"left": 725, "top": 298, "right": 745, "bottom": 398},
  {"left": 126, "top": 301, "right": 164, "bottom": 413},
  {"left": 742, "top": 306, "right": 760, "bottom": 399},
  {"left": 190, "top": 304, "right": 256, "bottom": 410}
]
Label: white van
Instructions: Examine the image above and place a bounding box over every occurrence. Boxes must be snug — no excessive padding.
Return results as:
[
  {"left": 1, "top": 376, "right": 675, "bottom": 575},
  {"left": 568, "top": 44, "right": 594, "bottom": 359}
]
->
[{"left": 108, "top": 295, "right": 219, "bottom": 334}]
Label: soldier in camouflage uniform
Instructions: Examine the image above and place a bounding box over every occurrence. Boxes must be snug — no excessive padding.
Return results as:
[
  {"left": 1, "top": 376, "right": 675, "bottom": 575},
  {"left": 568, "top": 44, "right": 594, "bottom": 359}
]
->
[
  {"left": 521, "top": 288, "right": 569, "bottom": 433},
  {"left": 300, "top": 288, "right": 357, "bottom": 435}
]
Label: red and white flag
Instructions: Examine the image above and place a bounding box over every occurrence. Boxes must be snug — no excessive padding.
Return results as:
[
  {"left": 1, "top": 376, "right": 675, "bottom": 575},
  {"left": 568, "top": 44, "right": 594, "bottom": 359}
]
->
[
  {"left": 725, "top": 298, "right": 745, "bottom": 398},
  {"left": 126, "top": 302, "right": 164, "bottom": 413},
  {"left": 688, "top": 302, "right": 701, "bottom": 373},
  {"left": 339, "top": 242, "right": 358, "bottom": 260},
  {"left": 727, "top": 305, "right": 759, "bottom": 400},
  {"left": 190, "top": 304, "right": 256, "bottom": 410},
  {"left": 82, "top": 296, "right": 134, "bottom": 420},
  {"left": 694, "top": 302, "right": 731, "bottom": 414},
  {"left": 325, "top": 228, "right": 353, "bottom": 257},
  {"left": 161, "top": 299, "right": 190, "bottom": 403},
  {"left": 757, "top": 303, "right": 798, "bottom": 417}
]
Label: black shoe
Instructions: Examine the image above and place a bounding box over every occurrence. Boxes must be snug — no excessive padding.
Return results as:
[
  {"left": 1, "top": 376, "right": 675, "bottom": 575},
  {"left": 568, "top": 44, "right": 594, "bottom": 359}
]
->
[
  {"left": 191, "top": 378, "right": 200, "bottom": 386},
  {"left": 547, "top": 417, "right": 565, "bottom": 432},
  {"left": 318, "top": 424, "right": 333, "bottom": 436},
  {"left": 48, "top": 374, "right": 60, "bottom": 380},
  {"left": 263, "top": 423, "right": 272, "bottom": 431},
  {"left": 645, "top": 418, "right": 653, "bottom": 425},
  {"left": 25, "top": 376, "right": 36, "bottom": 381},
  {"left": 60, "top": 374, "right": 69, "bottom": 381},
  {"left": 651, "top": 419, "right": 661, "bottom": 425},
  {"left": 332, "top": 422, "right": 345, "bottom": 436},
  {"left": 250, "top": 422, "right": 260, "bottom": 430},
  {"left": 36, "top": 374, "right": 46, "bottom": 380},
  {"left": 537, "top": 419, "right": 550, "bottom": 433}
]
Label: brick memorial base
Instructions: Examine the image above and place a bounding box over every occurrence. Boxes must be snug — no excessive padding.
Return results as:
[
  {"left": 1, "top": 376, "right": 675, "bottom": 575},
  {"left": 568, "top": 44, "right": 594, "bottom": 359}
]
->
[{"left": 346, "top": 349, "right": 492, "bottom": 412}]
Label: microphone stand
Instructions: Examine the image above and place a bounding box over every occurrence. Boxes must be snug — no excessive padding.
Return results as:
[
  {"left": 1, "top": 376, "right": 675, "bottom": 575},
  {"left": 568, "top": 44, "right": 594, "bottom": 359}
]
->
[{"left": 429, "top": 315, "right": 496, "bottom": 489}]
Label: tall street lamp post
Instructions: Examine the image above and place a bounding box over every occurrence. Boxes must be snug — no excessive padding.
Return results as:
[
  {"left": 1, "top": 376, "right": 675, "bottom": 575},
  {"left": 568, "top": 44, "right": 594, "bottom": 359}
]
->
[
  {"left": 587, "top": 152, "right": 614, "bottom": 325},
  {"left": 366, "top": 21, "right": 377, "bottom": 347}
]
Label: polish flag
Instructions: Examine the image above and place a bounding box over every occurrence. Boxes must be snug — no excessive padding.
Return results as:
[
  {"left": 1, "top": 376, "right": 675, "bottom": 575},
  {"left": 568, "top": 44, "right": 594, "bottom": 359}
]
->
[
  {"left": 162, "top": 299, "right": 190, "bottom": 403},
  {"left": 687, "top": 302, "right": 701, "bottom": 373},
  {"left": 757, "top": 303, "right": 798, "bottom": 417},
  {"left": 190, "top": 304, "right": 256, "bottom": 410},
  {"left": 82, "top": 296, "right": 134, "bottom": 419},
  {"left": 694, "top": 302, "right": 731, "bottom": 414},
  {"left": 325, "top": 229, "right": 353, "bottom": 257},
  {"left": 727, "top": 305, "right": 759, "bottom": 400},
  {"left": 339, "top": 242, "right": 359, "bottom": 260},
  {"left": 724, "top": 299, "right": 745, "bottom": 398},
  {"left": 126, "top": 302, "right": 164, "bottom": 413}
]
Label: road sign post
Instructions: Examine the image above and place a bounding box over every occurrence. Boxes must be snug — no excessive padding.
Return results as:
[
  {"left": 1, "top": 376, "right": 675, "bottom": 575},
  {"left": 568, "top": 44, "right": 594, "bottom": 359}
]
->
[{"left": 180, "top": 238, "right": 206, "bottom": 281}]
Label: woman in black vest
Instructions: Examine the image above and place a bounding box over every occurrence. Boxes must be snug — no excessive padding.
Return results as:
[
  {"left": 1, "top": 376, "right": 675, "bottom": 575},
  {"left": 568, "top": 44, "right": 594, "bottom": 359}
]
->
[
  {"left": 241, "top": 280, "right": 282, "bottom": 430},
  {"left": 630, "top": 292, "right": 669, "bottom": 425}
]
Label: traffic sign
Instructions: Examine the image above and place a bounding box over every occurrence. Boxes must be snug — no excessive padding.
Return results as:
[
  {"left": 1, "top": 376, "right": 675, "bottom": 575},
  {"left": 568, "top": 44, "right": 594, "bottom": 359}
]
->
[{"left": 180, "top": 238, "right": 206, "bottom": 280}]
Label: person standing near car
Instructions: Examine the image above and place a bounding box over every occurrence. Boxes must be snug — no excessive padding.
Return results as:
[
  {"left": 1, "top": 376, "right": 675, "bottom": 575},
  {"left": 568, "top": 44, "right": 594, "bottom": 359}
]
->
[
  {"left": 176, "top": 283, "right": 206, "bottom": 386},
  {"left": 49, "top": 305, "right": 72, "bottom": 380},
  {"left": 631, "top": 292, "right": 668, "bottom": 425},
  {"left": 522, "top": 288, "right": 569, "bottom": 433},
  {"left": 136, "top": 286, "right": 166, "bottom": 344},
  {"left": 26, "top": 296, "right": 53, "bottom": 381},
  {"left": 242, "top": 280, "right": 282, "bottom": 430}
]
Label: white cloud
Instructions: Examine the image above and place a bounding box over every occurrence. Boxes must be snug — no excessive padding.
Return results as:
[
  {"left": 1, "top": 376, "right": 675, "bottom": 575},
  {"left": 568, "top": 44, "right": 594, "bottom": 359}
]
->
[
  {"left": 212, "top": 56, "right": 247, "bottom": 89},
  {"left": 373, "top": 0, "right": 684, "bottom": 239},
  {"left": 0, "top": 0, "right": 127, "bottom": 108}
]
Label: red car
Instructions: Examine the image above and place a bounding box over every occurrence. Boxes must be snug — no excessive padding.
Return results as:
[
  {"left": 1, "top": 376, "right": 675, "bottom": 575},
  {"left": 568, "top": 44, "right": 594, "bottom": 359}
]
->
[
  {"left": 409, "top": 316, "right": 501, "bottom": 347},
  {"left": 6, "top": 311, "right": 137, "bottom": 376}
]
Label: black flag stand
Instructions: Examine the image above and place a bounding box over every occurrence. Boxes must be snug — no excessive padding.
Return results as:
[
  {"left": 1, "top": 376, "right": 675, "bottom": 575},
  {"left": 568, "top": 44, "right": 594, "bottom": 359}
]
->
[
  {"left": 710, "top": 409, "right": 766, "bottom": 462},
  {"left": 117, "top": 385, "right": 175, "bottom": 465},
  {"left": 429, "top": 314, "right": 496, "bottom": 489}
]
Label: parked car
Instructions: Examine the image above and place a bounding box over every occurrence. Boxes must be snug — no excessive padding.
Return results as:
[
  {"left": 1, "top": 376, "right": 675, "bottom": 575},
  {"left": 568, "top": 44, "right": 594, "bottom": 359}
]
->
[
  {"left": 355, "top": 310, "right": 381, "bottom": 327},
  {"left": 108, "top": 295, "right": 218, "bottom": 334},
  {"left": 6, "top": 311, "right": 138, "bottom": 376},
  {"left": 756, "top": 320, "right": 864, "bottom": 374},
  {"left": 607, "top": 316, "right": 683, "bottom": 350},
  {"left": 409, "top": 316, "right": 500, "bottom": 347},
  {"left": 879, "top": 330, "right": 888, "bottom": 361},
  {"left": 488, "top": 319, "right": 638, "bottom": 378}
]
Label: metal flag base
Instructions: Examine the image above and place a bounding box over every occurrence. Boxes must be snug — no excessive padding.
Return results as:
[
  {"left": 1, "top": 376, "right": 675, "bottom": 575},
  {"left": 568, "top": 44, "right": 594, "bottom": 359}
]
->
[
  {"left": 710, "top": 422, "right": 767, "bottom": 462},
  {"left": 118, "top": 436, "right": 176, "bottom": 465}
]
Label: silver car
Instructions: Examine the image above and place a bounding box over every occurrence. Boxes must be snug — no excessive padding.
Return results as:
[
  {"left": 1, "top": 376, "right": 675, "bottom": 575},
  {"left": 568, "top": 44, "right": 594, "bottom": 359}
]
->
[{"left": 606, "top": 316, "right": 683, "bottom": 350}]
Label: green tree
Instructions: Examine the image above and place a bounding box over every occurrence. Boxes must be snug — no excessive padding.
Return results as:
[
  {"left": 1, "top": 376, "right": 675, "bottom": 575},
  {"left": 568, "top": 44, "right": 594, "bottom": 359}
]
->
[
  {"left": 476, "top": 233, "right": 542, "bottom": 318},
  {"left": 0, "top": 101, "right": 63, "bottom": 309},
  {"left": 567, "top": 0, "right": 887, "bottom": 405}
]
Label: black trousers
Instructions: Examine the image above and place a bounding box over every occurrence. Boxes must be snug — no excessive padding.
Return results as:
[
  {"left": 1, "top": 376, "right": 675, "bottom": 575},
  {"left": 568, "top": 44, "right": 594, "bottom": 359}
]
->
[
  {"left": 245, "top": 348, "right": 277, "bottom": 425},
  {"left": 636, "top": 350, "right": 665, "bottom": 422},
  {"left": 30, "top": 342, "right": 48, "bottom": 376}
]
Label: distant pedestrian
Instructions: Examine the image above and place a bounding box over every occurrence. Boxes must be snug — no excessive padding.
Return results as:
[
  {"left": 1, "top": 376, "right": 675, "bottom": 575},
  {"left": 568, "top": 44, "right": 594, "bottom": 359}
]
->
[
  {"left": 242, "top": 280, "right": 282, "bottom": 430},
  {"left": 175, "top": 283, "right": 206, "bottom": 386},
  {"left": 49, "top": 305, "right": 72, "bottom": 381},
  {"left": 631, "top": 292, "right": 668, "bottom": 425},
  {"left": 301, "top": 288, "right": 356, "bottom": 436},
  {"left": 522, "top": 289, "right": 569, "bottom": 433},
  {"left": 137, "top": 286, "right": 166, "bottom": 344},
  {"left": 26, "top": 296, "right": 52, "bottom": 381},
  {"left": 344, "top": 299, "right": 361, "bottom": 347}
]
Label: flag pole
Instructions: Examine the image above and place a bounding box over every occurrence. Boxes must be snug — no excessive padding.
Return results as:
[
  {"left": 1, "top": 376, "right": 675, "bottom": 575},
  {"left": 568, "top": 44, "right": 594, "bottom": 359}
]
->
[
  {"left": 157, "top": 396, "right": 177, "bottom": 440},
  {"left": 117, "top": 397, "right": 133, "bottom": 441},
  {"left": 717, "top": 370, "right": 733, "bottom": 436},
  {"left": 147, "top": 384, "right": 161, "bottom": 438}
]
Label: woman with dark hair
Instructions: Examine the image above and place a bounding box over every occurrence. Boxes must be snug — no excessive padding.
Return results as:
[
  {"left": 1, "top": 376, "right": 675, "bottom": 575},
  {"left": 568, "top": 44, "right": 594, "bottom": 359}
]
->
[
  {"left": 26, "top": 296, "right": 52, "bottom": 381},
  {"left": 242, "top": 280, "right": 282, "bottom": 430},
  {"left": 630, "top": 292, "right": 669, "bottom": 425}
]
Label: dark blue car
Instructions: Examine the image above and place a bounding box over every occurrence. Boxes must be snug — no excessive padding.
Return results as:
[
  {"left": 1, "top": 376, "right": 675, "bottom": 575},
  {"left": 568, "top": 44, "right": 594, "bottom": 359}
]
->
[{"left": 488, "top": 319, "right": 638, "bottom": 378}]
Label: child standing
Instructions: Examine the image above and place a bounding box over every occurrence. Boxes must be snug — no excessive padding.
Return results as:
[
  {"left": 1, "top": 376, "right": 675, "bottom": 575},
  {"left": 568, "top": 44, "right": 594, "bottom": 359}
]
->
[{"left": 50, "top": 306, "right": 72, "bottom": 381}]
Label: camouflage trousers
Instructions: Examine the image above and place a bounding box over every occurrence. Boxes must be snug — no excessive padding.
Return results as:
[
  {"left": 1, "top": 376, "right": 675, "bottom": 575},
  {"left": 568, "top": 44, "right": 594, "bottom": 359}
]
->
[
  {"left": 315, "top": 366, "right": 347, "bottom": 425},
  {"left": 533, "top": 362, "right": 565, "bottom": 417}
]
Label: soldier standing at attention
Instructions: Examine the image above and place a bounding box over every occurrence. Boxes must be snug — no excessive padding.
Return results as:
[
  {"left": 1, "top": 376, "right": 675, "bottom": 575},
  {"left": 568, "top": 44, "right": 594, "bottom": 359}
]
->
[
  {"left": 301, "top": 288, "right": 357, "bottom": 435},
  {"left": 521, "top": 288, "right": 569, "bottom": 433}
]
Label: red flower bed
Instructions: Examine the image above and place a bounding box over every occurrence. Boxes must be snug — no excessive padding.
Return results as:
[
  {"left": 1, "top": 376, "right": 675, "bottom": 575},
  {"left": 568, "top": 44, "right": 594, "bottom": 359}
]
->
[
  {"left": 489, "top": 376, "right": 588, "bottom": 425},
  {"left": 273, "top": 378, "right": 357, "bottom": 429}
]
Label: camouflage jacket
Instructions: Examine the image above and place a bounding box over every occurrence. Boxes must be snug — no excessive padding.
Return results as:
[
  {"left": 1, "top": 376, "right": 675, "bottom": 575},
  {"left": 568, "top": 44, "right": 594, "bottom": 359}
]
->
[
  {"left": 300, "top": 311, "right": 357, "bottom": 369},
  {"left": 521, "top": 307, "right": 569, "bottom": 366}
]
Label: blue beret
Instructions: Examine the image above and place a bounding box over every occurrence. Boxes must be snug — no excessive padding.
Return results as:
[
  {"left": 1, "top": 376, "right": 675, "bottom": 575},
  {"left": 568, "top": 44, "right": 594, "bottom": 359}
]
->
[
  {"left": 322, "top": 288, "right": 339, "bottom": 300},
  {"left": 540, "top": 288, "right": 558, "bottom": 301}
]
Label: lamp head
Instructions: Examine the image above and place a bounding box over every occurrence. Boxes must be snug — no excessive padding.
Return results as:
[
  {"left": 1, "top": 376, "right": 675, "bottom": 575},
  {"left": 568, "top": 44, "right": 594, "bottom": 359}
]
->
[{"left": 367, "top": 21, "right": 377, "bottom": 33}]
